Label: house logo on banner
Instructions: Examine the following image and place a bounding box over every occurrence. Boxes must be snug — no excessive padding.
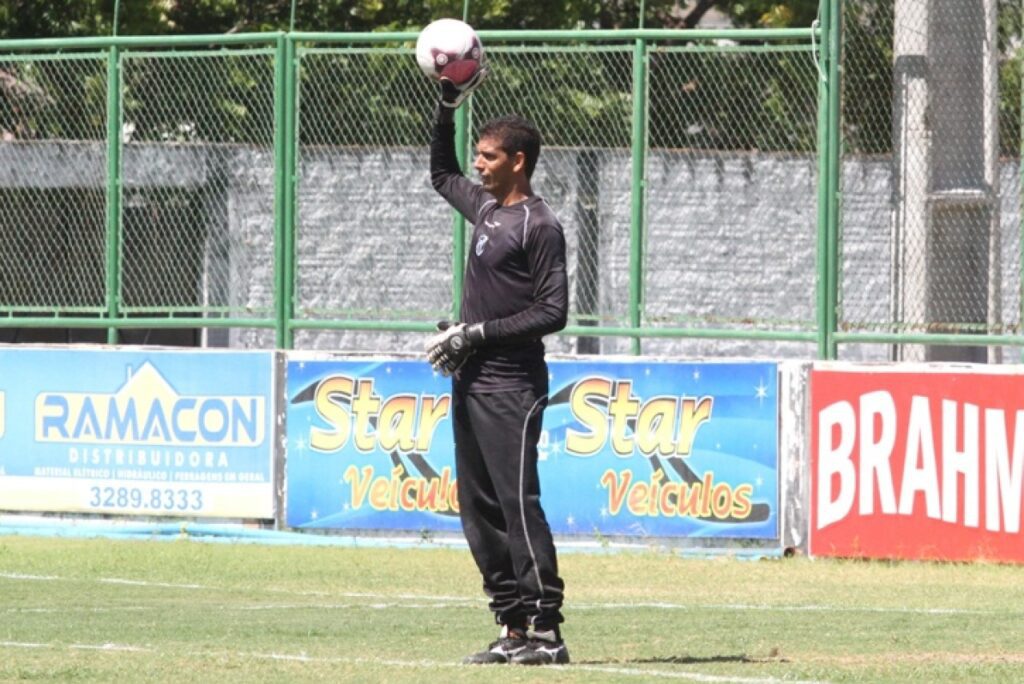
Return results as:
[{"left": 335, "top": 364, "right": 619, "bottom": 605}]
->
[
  {"left": 285, "top": 359, "right": 778, "bottom": 538},
  {"left": 35, "top": 361, "right": 265, "bottom": 450},
  {"left": 0, "top": 349, "right": 275, "bottom": 519}
]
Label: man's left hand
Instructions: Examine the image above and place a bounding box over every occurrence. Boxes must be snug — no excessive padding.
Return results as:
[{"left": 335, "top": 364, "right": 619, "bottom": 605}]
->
[{"left": 439, "top": 64, "right": 489, "bottom": 109}]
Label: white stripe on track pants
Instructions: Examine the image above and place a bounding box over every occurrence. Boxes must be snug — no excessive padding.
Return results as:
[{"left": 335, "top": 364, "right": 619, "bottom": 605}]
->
[{"left": 452, "top": 387, "right": 565, "bottom": 630}]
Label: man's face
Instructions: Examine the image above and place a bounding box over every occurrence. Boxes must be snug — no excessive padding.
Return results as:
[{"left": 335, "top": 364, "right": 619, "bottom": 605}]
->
[{"left": 473, "top": 135, "right": 523, "bottom": 195}]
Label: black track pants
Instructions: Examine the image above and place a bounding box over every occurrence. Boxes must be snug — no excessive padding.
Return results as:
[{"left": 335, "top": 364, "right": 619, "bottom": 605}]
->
[{"left": 452, "top": 387, "right": 565, "bottom": 630}]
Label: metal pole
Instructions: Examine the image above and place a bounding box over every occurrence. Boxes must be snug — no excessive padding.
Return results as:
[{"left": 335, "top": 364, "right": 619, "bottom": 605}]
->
[
  {"left": 628, "top": 37, "right": 647, "bottom": 355},
  {"left": 0, "top": 29, "right": 812, "bottom": 52},
  {"left": 452, "top": 1, "right": 471, "bottom": 321},
  {"left": 1020, "top": 0, "right": 1024, "bottom": 360},
  {"left": 815, "top": 1, "right": 830, "bottom": 359},
  {"left": 273, "top": 35, "right": 288, "bottom": 348},
  {"left": 107, "top": 0, "right": 123, "bottom": 343},
  {"left": 104, "top": 46, "right": 123, "bottom": 344},
  {"left": 453, "top": 111, "right": 469, "bottom": 320},
  {"left": 825, "top": 0, "right": 841, "bottom": 360},
  {"left": 281, "top": 37, "right": 298, "bottom": 348},
  {"left": 816, "top": 0, "right": 840, "bottom": 360},
  {"left": 451, "top": 0, "right": 472, "bottom": 320},
  {"left": 285, "top": 28, "right": 814, "bottom": 44}
]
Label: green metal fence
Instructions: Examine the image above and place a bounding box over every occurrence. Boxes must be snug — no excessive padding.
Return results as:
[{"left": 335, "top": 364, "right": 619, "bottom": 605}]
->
[
  {"left": 838, "top": 0, "right": 1024, "bottom": 362},
  {"left": 7, "top": 3, "right": 1019, "bottom": 361},
  {"left": 5, "top": 0, "right": 916, "bottom": 361},
  {"left": 0, "top": 25, "right": 834, "bottom": 356}
]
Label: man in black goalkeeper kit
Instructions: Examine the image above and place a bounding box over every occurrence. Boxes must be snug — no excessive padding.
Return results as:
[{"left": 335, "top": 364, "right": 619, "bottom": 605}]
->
[{"left": 424, "top": 68, "right": 570, "bottom": 666}]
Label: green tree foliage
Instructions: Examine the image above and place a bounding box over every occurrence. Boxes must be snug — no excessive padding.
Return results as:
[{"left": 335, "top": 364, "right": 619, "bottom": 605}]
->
[
  {"left": 0, "top": 1, "right": 828, "bottom": 38},
  {"left": 0, "top": 0, "right": 164, "bottom": 38},
  {"left": 717, "top": 0, "right": 819, "bottom": 29},
  {"left": 996, "top": 0, "right": 1021, "bottom": 158},
  {"left": 0, "top": 1, "right": 1018, "bottom": 158},
  {"left": 0, "top": 1, "right": 826, "bottom": 149},
  {"left": 842, "top": 0, "right": 893, "bottom": 155}
]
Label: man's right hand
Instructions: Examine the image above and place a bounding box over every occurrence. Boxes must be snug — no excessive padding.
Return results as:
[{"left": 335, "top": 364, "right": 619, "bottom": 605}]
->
[
  {"left": 439, "top": 64, "right": 489, "bottom": 109},
  {"left": 425, "top": 320, "right": 485, "bottom": 376}
]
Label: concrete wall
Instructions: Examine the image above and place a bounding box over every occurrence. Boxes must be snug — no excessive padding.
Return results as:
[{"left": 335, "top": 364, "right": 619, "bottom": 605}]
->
[{"left": 1, "top": 141, "right": 1020, "bottom": 361}]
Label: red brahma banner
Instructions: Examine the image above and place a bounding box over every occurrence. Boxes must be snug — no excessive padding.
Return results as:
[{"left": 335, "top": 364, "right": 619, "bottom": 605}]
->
[{"left": 811, "top": 367, "right": 1024, "bottom": 563}]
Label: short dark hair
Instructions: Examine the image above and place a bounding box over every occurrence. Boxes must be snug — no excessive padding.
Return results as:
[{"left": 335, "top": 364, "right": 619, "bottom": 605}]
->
[{"left": 478, "top": 115, "right": 542, "bottom": 179}]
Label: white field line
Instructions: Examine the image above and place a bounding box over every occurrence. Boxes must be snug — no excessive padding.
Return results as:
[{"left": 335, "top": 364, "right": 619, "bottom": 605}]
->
[
  {"left": 0, "top": 640, "right": 828, "bottom": 684},
  {"left": 232, "top": 602, "right": 468, "bottom": 610},
  {"left": 5, "top": 606, "right": 154, "bottom": 614},
  {"left": 0, "top": 573, "right": 60, "bottom": 580},
  {"left": 5, "top": 602, "right": 454, "bottom": 614},
  {"left": 0, "top": 571, "right": 1001, "bottom": 617},
  {"left": 99, "top": 578, "right": 205, "bottom": 589},
  {"left": 573, "top": 601, "right": 989, "bottom": 616},
  {"left": 2, "top": 600, "right": 991, "bottom": 617},
  {"left": 69, "top": 643, "right": 151, "bottom": 652}
]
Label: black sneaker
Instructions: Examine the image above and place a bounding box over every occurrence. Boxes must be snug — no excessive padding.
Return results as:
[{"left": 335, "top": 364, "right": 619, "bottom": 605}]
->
[
  {"left": 510, "top": 631, "right": 570, "bottom": 665},
  {"left": 462, "top": 625, "right": 529, "bottom": 664}
]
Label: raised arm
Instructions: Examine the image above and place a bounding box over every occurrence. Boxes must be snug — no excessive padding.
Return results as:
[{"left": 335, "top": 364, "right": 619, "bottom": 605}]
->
[{"left": 430, "top": 73, "right": 488, "bottom": 223}]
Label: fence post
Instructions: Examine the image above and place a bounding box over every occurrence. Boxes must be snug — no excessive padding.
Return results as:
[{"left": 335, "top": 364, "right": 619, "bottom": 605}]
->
[
  {"left": 452, "top": 107, "right": 469, "bottom": 319},
  {"left": 107, "top": 0, "right": 122, "bottom": 345},
  {"left": 629, "top": 36, "right": 647, "bottom": 356},
  {"left": 816, "top": 0, "right": 840, "bottom": 360},
  {"left": 453, "top": 0, "right": 470, "bottom": 319},
  {"left": 274, "top": 33, "right": 292, "bottom": 349},
  {"left": 1019, "top": 0, "right": 1024, "bottom": 360},
  {"left": 104, "top": 46, "right": 122, "bottom": 344},
  {"left": 825, "top": 0, "right": 842, "bottom": 360}
]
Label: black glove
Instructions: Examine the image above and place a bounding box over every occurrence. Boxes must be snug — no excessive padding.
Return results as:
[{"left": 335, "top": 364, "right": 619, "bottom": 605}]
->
[
  {"left": 425, "top": 320, "right": 486, "bottom": 376},
  {"left": 438, "top": 64, "right": 489, "bottom": 109}
]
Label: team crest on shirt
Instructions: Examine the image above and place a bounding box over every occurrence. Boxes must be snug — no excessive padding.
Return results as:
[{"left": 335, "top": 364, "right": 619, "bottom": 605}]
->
[{"left": 475, "top": 234, "right": 489, "bottom": 256}]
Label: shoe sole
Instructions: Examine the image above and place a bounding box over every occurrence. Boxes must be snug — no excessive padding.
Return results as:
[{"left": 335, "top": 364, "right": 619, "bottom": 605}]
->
[{"left": 511, "top": 650, "right": 570, "bottom": 665}]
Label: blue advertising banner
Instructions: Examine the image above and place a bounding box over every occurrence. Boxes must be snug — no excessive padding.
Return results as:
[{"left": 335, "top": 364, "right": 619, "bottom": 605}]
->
[
  {"left": 286, "top": 357, "right": 778, "bottom": 539},
  {"left": 0, "top": 348, "right": 275, "bottom": 518}
]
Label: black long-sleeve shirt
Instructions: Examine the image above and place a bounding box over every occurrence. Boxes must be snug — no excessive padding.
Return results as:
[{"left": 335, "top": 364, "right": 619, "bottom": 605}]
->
[{"left": 431, "top": 114, "right": 568, "bottom": 394}]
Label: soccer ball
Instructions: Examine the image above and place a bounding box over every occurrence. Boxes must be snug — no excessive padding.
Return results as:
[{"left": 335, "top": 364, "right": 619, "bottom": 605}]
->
[{"left": 415, "top": 18, "right": 484, "bottom": 88}]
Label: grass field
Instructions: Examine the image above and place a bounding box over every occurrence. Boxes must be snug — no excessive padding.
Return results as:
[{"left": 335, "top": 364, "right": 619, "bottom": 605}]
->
[{"left": 1, "top": 534, "right": 1023, "bottom": 682}]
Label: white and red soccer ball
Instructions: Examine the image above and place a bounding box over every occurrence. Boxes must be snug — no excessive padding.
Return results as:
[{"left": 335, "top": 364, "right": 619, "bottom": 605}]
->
[{"left": 415, "top": 18, "right": 485, "bottom": 87}]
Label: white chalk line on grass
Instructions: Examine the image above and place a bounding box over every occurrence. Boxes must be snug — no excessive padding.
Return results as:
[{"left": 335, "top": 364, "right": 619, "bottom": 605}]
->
[
  {"left": 69, "top": 643, "right": 150, "bottom": 652},
  {"left": 0, "top": 571, "right": 1001, "bottom": 617},
  {"left": 99, "top": 577, "right": 205, "bottom": 589},
  {"left": 5, "top": 606, "right": 153, "bottom": 614},
  {"left": 1, "top": 572, "right": 474, "bottom": 602},
  {"left": 0, "top": 572, "right": 59, "bottom": 581},
  {"left": 1, "top": 600, "right": 989, "bottom": 618},
  {"left": 574, "top": 601, "right": 984, "bottom": 616},
  {"left": 0, "top": 641, "right": 151, "bottom": 653},
  {"left": 5, "top": 602, "right": 460, "bottom": 614},
  {"left": 0, "top": 640, "right": 827, "bottom": 684}
]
